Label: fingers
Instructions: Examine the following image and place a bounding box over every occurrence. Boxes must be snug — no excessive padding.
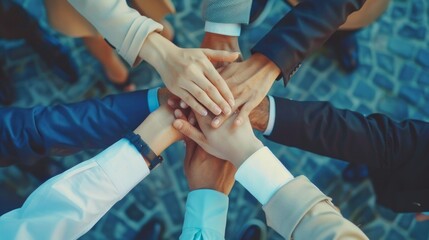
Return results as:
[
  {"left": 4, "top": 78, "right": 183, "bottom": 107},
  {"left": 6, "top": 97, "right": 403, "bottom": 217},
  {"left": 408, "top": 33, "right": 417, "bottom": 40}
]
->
[
  {"left": 203, "top": 65, "right": 235, "bottom": 109},
  {"left": 173, "top": 119, "right": 207, "bottom": 147},
  {"left": 177, "top": 90, "right": 208, "bottom": 116},
  {"left": 202, "top": 49, "right": 240, "bottom": 63},
  {"left": 234, "top": 102, "right": 254, "bottom": 126},
  {"left": 186, "top": 82, "right": 223, "bottom": 116},
  {"left": 211, "top": 114, "right": 227, "bottom": 128}
]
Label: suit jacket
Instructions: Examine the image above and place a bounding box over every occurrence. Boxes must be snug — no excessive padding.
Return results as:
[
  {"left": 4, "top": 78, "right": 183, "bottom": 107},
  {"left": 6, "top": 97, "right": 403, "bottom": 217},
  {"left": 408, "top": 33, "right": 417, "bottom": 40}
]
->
[
  {"left": 0, "top": 90, "right": 150, "bottom": 167},
  {"left": 264, "top": 176, "right": 368, "bottom": 239},
  {"left": 267, "top": 97, "right": 429, "bottom": 212},
  {"left": 252, "top": 0, "right": 366, "bottom": 83}
]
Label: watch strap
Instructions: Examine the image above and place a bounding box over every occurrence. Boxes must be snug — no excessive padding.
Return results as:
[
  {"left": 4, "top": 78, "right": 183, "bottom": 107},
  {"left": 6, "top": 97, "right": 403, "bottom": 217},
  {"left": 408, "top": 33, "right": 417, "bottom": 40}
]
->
[{"left": 124, "top": 132, "right": 163, "bottom": 170}]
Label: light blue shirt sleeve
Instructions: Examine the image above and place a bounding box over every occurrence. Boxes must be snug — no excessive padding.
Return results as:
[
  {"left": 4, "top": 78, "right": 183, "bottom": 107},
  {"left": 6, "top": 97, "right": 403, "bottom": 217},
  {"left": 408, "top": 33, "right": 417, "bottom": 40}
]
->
[
  {"left": 263, "top": 95, "right": 276, "bottom": 136},
  {"left": 0, "top": 139, "right": 150, "bottom": 240},
  {"left": 147, "top": 87, "right": 161, "bottom": 113},
  {"left": 205, "top": 22, "right": 241, "bottom": 36},
  {"left": 180, "top": 189, "right": 229, "bottom": 240}
]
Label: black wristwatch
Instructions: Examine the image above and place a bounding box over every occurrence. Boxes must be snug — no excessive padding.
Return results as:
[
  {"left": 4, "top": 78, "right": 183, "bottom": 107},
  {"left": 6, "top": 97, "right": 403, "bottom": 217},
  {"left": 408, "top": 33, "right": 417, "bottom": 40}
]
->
[{"left": 124, "top": 132, "right": 163, "bottom": 170}]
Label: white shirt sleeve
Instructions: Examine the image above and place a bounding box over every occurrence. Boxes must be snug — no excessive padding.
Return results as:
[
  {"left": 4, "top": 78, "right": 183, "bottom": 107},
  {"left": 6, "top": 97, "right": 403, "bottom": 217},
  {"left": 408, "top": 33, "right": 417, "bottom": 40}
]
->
[
  {"left": 68, "top": 0, "right": 163, "bottom": 66},
  {"left": 204, "top": 21, "right": 241, "bottom": 36},
  {"left": 262, "top": 95, "right": 276, "bottom": 136},
  {"left": 0, "top": 139, "right": 150, "bottom": 240},
  {"left": 235, "top": 147, "right": 294, "bottom": 205}
]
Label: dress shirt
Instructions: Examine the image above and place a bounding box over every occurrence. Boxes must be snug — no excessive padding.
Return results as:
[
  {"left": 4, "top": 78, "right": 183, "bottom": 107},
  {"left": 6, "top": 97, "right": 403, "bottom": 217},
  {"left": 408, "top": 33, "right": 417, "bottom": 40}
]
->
[
  {"left": 0, "top": 139, "right": 149, "bottom": 239},
  {"left": 204, "top": 21, "right": 241, "bottom": 36},
  {"left": 68, "top": 0, "right": 163, "bottom": 66},
  {"left": 180, "top": 190, "right": 229, "bottom": 240},
  {"left": 147, "top": 87, "right": 161, "bottom": 112},
  {"left": 262, "top": 95, "right": 276, "bottom": 136},
  {"left": 235, "top": 147, "right": 294, "bottom": 205}
]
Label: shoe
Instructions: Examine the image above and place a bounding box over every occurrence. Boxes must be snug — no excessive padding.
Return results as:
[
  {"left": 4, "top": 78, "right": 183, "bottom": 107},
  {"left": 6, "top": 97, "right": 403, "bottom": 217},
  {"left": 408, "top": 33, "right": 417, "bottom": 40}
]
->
[
  {"left": 0, "top": 60, "right": 15, "bottom": 105},
  {"left": 238, "top": 219, "right": 267, "bottom": 240},
  {"left": 134, "top": 218, "right": 164, "bottom": 240},
  {"left": 18, "top": 158, "right": 64, "bottom": 182},
  {"left": 327, "top": 30, "right": 359, "bottom": 73},
  {"left": 0, "top": 0, "right": 78, "bottom": 83},
  {"left": 342, "top": 163, "right": 368, "bottom": 182}
]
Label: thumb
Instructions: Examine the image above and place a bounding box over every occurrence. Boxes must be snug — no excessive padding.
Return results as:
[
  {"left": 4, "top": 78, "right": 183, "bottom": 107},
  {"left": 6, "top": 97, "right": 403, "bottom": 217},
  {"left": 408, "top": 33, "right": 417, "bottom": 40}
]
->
[{"left": 203, "top": 49, "right": 240, "bottom": 63}]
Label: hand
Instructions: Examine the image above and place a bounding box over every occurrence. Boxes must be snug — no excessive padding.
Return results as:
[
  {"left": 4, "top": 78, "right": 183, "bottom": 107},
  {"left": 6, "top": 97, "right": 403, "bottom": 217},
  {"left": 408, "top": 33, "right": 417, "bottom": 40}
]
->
[
  {"left": 134, "top": 105, "right": 183, "bottom": 156},
  {"left": 200, "top": 32, "right": 242, "bottom": 68},
  {"left": 173, "top": 111, "right": 263, "bottom": 168},
  {"left": 211, "top": 53, "right": 280, "bottom": 128},
  {"left": 140, "top": 33, "right": 239, "bottom": 117},
  {"left": 184, "top": 139, "right": 236, "bottom": 195}
]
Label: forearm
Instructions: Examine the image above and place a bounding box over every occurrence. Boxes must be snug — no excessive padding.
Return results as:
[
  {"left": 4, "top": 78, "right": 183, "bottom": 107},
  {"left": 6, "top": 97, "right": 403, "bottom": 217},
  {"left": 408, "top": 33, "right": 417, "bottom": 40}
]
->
[
  {"left": 67, "top": 0, "right": 162, "bottom": 66},
  {"left": 0, "top": 90, "right": 150, "bottom": 167},
  {"left": 0, "top": 139, "right": 150, "bottom": 239},
  {"left": 252, "top": 0, "right": 365, "bottom": 83},
  {"left": 267, "top": 97, "right": 429, "bottom": 168},
  {"left": 263, "top": 176, "right": 368, "bottom": 239}
]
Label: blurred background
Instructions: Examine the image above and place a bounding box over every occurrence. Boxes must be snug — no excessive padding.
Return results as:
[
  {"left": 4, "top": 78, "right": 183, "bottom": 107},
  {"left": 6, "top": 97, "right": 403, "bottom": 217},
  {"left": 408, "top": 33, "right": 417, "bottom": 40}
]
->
[{"left": 0, "top": 0, "right": 428, "bottom": 239}]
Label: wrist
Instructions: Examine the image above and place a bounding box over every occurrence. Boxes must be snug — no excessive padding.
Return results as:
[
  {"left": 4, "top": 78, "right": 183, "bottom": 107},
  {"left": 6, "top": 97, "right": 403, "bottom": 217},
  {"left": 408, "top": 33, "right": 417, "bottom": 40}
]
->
[
  {"left": 139, "top": 33, "right": 177, "bottom": 71},
  {"left": 232, "top": 139, "right": 264, "bottom": 168},
  {"left": 250, "top": 96, "right": 269, "bottom": 132},
  {"left": 157, "top": 87, "right": 171, "bottom": 106},
  {"left": 250, "top": 53, "right": 281, "bottom": 80},
  {"left": 134, "top": 106, "right": 178, "bottom": 155}
]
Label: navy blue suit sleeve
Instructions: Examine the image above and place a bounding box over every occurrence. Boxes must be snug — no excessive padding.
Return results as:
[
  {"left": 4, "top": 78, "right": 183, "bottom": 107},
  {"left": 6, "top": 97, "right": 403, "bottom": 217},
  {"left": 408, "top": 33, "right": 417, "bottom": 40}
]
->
[
  {"left": 0, "top": 90, "right": 150, "bottom": 167},
  {"left": 267, "top": 97, "right": 429, "bottom": 169},
  {"left": 252, "top": 0, "right": 365, "bottom": 83}
]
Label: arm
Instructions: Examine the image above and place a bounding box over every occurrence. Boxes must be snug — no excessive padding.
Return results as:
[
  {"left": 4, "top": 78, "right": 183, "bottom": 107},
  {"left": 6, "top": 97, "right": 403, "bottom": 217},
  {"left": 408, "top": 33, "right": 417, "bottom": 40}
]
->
[
  {"left": 209, "top": 0, "right": 366, "bottom": 128},
  {"left": 180, "top": 138, "right": 235, "bottom": 239},
  {"left": 0, "top": 89, "right": 167, "bottom": 167},
  {"left": 265, "top": 97, "right": 429, "bottom": 169},
  {"left": 0, "top": 105, "right": 180, "bottom": 239},
  {"left": 68, "top": 0, "right": 238, "bottom": 117},
  {"left": 252, "top": 0, "right": 366, "bottom": 83},
  {"left": 173, "top": 108, "right": 367, "bottom": 239}
]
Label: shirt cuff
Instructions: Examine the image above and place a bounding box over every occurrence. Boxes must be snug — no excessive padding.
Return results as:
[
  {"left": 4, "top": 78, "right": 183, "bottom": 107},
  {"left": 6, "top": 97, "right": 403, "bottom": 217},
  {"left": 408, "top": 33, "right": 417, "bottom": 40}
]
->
[
  {"left": 263, "top": 95, "right": 276, "bottom": 136},
  {"left": 95, "top": 139, "right": 150, "bottom": 196},
  {"left": 205, "top": 21, "right": 241, "bottom": 36},
  {"left": 147, "top": 87, "right": 161, "bottom": 113},
  {"left": 235, "top": 147, "right": 294, "bottom": 205},
  {"left": 182, "top": 189, "right": 229, "bottom": 235}
]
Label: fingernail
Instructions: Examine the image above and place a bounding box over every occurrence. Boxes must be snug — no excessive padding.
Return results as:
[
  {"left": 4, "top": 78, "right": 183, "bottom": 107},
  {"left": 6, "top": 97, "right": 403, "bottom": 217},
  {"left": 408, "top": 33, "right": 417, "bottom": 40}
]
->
[
  {"left": 228, "top": 99, "right": 235, "bottom": 107},
  {"left": 212, "top": 118, "right": 220, "bottom": 127},
  {"left": 174, "top": 109, "right": 182, "bottom": 118},
  {"left": 173, "top": 121, "right": 183, "bottom": 129},
  {"left": 189, "top": 117, "right": 196, "bottom": 125},
  {"left": 201, "top": 109, "right": 208, "bottom": 116},
  {"left": 168, "top": 99, "right": 174, "bottom": 106},
  {"left": 180, "top": 101, "right": 187, "bottom": 109},
  {"left": 223, "top": 107, "right": 231, "bottom": 115},
  {"left": 215, "top": 106, "right": 222, "bottom": 115},
  {"left": 235, "top": 118, "right": 242, "bottom": 126}
]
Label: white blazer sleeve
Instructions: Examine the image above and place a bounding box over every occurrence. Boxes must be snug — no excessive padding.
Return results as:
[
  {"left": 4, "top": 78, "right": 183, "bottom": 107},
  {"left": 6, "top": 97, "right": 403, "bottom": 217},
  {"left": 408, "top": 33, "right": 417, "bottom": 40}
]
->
[
  {"left": 68, "top": 0, "right": 163, "bottom": 66},
  {"left": 0, "top": 139, "right": 150, "bottom": 240}
]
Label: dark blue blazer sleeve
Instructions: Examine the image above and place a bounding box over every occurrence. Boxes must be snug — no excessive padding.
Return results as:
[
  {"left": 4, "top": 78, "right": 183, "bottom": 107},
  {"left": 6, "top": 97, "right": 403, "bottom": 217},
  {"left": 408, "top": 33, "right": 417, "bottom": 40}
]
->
[
  {"left": 252, "top": 0, "right": 365, "bottom": 83},
  {"left": 0, "top": 90, "right": 150, "bottom": 167},
  {"left": 267, "top": 97, "right": 429, "bottom": 169}
]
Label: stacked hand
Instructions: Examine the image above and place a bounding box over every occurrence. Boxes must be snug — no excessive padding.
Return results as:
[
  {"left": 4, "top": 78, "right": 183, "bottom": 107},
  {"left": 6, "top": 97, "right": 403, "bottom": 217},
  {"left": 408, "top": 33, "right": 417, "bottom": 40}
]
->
[{"left": 140, "top": 33, "right": 239, "bottom": 117}]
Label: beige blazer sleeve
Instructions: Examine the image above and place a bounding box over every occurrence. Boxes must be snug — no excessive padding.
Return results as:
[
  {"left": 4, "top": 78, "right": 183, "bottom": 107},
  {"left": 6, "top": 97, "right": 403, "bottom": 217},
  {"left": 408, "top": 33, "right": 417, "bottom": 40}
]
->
[
  {"left": 263, "top": 176, "right": 368, "bottom": 240},
  {"left": 67, "top": 0, "right": 163, "bottom": 66}
]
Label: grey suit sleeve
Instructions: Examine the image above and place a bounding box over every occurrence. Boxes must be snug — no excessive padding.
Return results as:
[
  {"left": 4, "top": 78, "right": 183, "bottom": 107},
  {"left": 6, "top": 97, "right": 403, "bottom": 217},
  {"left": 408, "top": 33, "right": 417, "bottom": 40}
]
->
[
  {"left": 201, "top": 0, "right": 252, "bottom": 24},
  {"left": 263, "top": 176, "right": 368, "bottom": 240}
]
